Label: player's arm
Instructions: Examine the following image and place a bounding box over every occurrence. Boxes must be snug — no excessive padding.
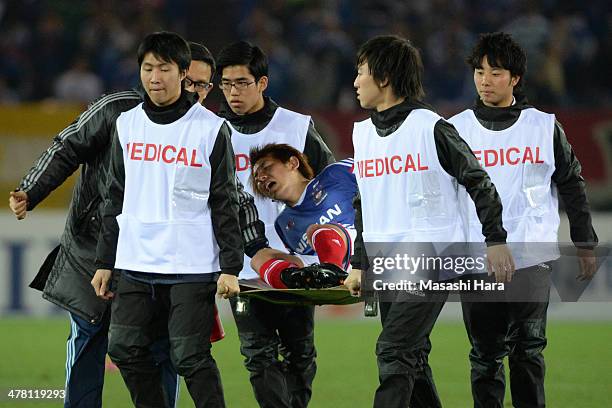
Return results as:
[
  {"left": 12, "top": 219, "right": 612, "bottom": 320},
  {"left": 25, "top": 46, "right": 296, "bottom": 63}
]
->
[
  {"left": 208, "top": 123, "right": 243, "bottom": 297},
  {"left": 303, "top": 119, "right": 336, "bottom": 175},
  {"left": 433, "top": 119, "right": 514, "bottom": 282},
  {"left": 551, "top": 120, "right": 598, "bottom": 279},
  {"left": 92, "top": 125, "right": 125, "bottom": 300},
  {"left": 16, "top": 94, "right": 123, "bottom": 211}
]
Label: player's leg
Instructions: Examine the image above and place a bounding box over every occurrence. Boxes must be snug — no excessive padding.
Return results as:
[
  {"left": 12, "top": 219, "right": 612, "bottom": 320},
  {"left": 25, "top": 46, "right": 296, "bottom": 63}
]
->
[
  {"left": 461, "top": 298, "right": 509, "bottom": 408},
  {"left": 373, "top": 292, "right": 446, "bottom": 408},
  {"left": 259, "top": 259, "right": 302, "bottom": 289},
  {"left": 230, "top": 296, "right": 292, "bottom": 407},
  {"left": 63, "top": 311, "right": 109, "bottom": 408},
  {"left": 249, "top": 223, "right": 353, "bottom": 289},
  {"left": 306, "top": 224, "right": 350, "bottom": 268},
  {"left": 107, "top": 273, "right": 167, "bottom": 407},
  {"left": 277, "top": 304, "right": 317, "bottom": 408},
  {"left": 251, "top": 248, "right": 304, "bottom": 289},
  {"left": 167, "top": 281, "right": 225, "bottom": 407},
  {"left": 250, "top": 223, "right": 353, "bottom": 289},
  {"left": 506, "top": 264, "right": 550, "bottom": 408}
]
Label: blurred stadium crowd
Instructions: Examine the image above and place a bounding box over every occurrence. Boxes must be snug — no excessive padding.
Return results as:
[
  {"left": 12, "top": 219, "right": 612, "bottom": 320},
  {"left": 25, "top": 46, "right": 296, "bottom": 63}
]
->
[{"left": 0, "top": 0, "right": 610, "bottom": 109}]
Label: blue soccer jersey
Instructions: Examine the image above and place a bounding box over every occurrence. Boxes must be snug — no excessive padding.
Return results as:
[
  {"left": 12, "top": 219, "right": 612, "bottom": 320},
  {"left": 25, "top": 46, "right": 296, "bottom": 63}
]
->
[{"left": 274, "top": 159, "right": 357, "bottom": 258}]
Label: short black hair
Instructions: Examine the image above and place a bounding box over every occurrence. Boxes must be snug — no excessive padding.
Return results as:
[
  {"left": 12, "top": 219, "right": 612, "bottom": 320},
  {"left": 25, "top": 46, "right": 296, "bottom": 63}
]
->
[
  {"left": 189, "top": 41, "right": 216, "bottom": 78},
  {"left": 216, "top": 41, "right": 268, "bottom": 80},
  {"left": 356, "top": 35, "right": 425, "bottom": 101},
  {"left": 137, "top": 31, "right": 191, "bottom": 72},
  {"left": 466, "top": 32, "right": 527, "bottom": 90}
]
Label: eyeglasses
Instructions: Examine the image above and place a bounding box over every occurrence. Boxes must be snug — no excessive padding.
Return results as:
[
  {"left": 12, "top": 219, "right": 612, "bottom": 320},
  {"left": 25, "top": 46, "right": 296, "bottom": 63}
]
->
[
  {"left": 218, "top": 80, "right": 256, "bottom": 91},
  {"left": 185, "top": 77, "right": 213, "bottom": 92}
]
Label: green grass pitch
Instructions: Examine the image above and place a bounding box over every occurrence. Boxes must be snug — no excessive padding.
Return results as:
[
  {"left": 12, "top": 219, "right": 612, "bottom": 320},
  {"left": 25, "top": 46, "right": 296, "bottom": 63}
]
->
[{"left": 0, "top": 316, "right": 610, "bottom": 407}]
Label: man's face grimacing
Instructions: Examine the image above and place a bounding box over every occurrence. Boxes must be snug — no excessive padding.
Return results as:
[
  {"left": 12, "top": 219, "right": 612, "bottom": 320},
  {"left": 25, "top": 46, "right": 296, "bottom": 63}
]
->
[
  {"left": 185, "top": 60, "right": 213, "bottom": 104},
  {"left": 252, "top": 156, "right": 297, "bottom": 202},
  {"left": 220, "top": 65, "right": 267, "bottom": 115},
  {"left": 140, "top": 52, "right": 186, "bottom": 107},
  {"left": 474, "top": 56, "right": 519, "bottom": 108}
]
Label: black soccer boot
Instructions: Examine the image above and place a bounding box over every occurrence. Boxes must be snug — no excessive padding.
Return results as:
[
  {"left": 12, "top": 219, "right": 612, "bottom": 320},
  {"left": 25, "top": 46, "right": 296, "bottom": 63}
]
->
[
  {"left": 310, "top": 263, "right": 349, "bottom": 289},
  {"left": 280, "top": 266, "right": 316, "bottom": 289}
]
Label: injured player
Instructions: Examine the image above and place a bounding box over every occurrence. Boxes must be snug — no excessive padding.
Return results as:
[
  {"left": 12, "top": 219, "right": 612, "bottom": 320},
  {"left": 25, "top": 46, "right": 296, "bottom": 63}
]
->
[{"left": 249, "top": 143, "right": 358, "bottom": 289}]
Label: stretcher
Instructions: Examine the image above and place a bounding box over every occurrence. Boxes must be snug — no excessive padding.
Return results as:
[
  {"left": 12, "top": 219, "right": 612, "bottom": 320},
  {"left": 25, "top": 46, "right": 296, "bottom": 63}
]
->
[
  {"left": 238, "top": 284, "right": 361, "bottom": 306},
  {"left": 235, "top": 280, "right": 378, "bottom": 316}
]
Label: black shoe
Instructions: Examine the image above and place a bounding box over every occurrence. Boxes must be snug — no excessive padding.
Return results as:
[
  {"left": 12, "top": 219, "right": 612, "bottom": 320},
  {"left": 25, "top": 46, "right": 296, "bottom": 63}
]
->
[
  {"left": 280, "top": 263, "right": 349, "bottom": 289},
  {"left": 280, "top": 266, "right": 316, "bottom": 289},
  {"left": 310, "top": 263, "right": 348, "bottom": 289}
]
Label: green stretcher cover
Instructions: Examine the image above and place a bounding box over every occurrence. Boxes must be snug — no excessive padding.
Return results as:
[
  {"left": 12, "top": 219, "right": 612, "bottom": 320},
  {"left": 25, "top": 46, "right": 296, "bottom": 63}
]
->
[{"left": 238, "top": 285, "right": 362, "bottom": 306}]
